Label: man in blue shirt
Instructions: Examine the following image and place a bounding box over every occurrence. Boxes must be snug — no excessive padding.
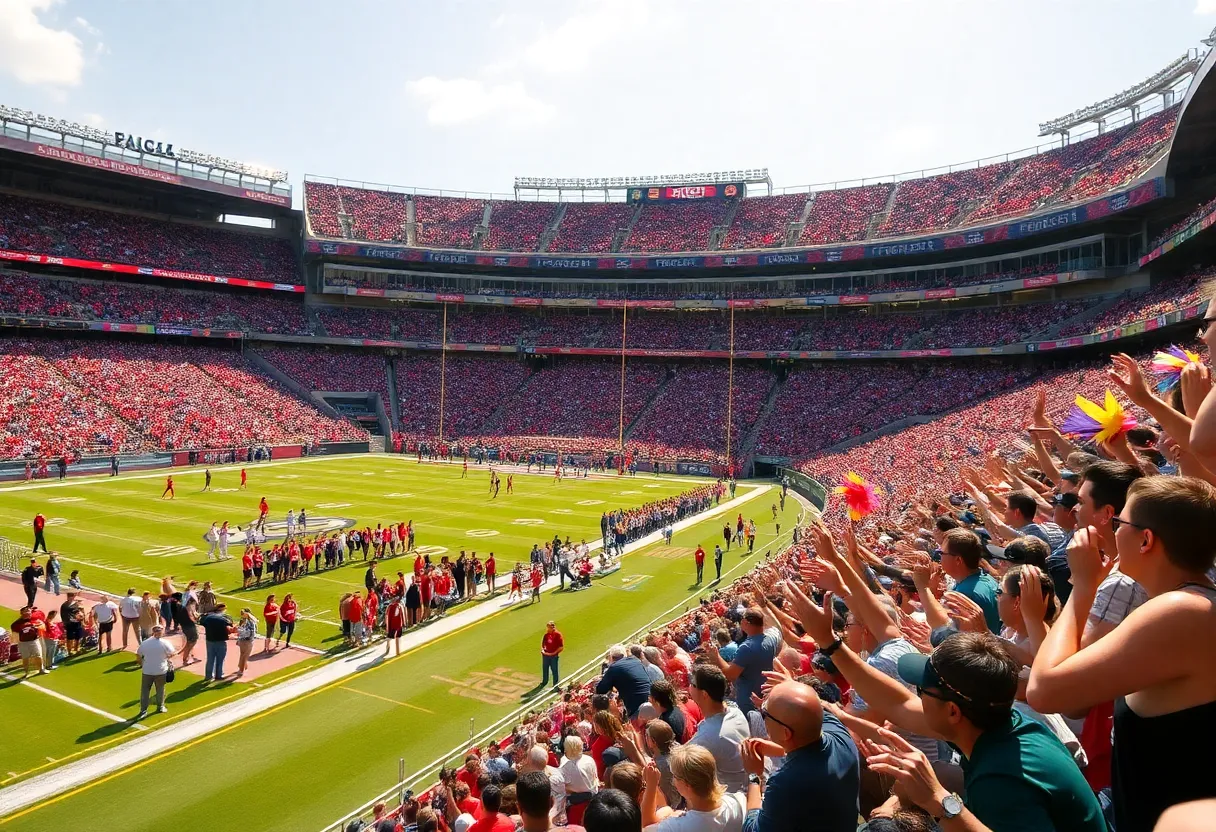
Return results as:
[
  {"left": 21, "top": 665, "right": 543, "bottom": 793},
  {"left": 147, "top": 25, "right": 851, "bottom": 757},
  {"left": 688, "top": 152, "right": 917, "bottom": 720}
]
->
[
  {"left": 595, "top": 644, "right": 652, "bottom": 717},
  {"left": 940, "top": 529, "right": 1001, "bottom": 634},
  {"left": 740, "top": 680, "right": 859, "bottom": 831},
  {"left": 709, "top": 609, "right": 777, "bottom": 715}
]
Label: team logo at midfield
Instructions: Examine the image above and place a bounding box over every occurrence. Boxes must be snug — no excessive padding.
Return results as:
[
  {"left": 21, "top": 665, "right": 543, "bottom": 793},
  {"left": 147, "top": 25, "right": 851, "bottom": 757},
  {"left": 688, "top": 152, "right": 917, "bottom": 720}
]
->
[{"left": 202, "top": 516, "right": 357, "bottom": 545}]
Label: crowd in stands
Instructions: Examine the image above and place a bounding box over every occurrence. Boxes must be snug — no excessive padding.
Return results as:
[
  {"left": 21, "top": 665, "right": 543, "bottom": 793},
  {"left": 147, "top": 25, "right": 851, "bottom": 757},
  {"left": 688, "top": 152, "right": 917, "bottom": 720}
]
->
[
  {"left": 721, "top": 194, "right": 806, "bottom": 250},
  {"left": 415, "top": 196, "right": 487, "bottom": 249},
  {"left": 484, "top": 201, "right": 560, "bottom": 253},
  {"left": 257, "top": 346, "right": 392, "bottom": 401},
  {"left": 629, "top": 365, "right": 772, "bottom": 464},
  {"left": 798, "top": 184, "right": 893, "bottom": 246},
  {"left": 1053, "top": 106, "right": 1180, "bottom": 204},
  {"left": 1057, "top": 273, "right": 1212, "bottom": 337},
  {"left": 547, "top": 203, "right": 637, "bottom": 254},
  {"left": 0, "top": 270, "right": 310, "bottom": 335},
  {"left": 874, "top": 162, "right": 1016, "bottom": 238},
  {"left": 0, "top": 338, "right": 363, "bottom": 460},
  {"left": 621, "top": 201, "right": 733, "bottom": 253},
  {"left": 369, "top": 317, "right": 1216, "bottom": 832},
  {"left": 395, "top": 354, "right": 532, "bottom": 440},
  {"left": 1148, "top": 194, "right": 1216, "bottom": 252},
  {"left": 0, "top": 193, "right": 299, "bottom": 283}
]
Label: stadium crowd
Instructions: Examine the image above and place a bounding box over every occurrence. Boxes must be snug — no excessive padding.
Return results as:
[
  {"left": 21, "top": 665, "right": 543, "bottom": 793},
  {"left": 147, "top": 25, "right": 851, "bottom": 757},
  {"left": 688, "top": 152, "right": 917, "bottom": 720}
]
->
[
  {"left": 352, "top": 295, "right": 1216, "bottom": 832},
  {"left": 0, "top": 193, "right": 298, "bottom": 283},
  {"left": 303, "top": 110, "right": 1175, "bottom": 256}
]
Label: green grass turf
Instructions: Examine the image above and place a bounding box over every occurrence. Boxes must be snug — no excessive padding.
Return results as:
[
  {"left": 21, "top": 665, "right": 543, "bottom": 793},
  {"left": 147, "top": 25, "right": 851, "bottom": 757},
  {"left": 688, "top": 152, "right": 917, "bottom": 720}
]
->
[
  {"left": 0, "top": 460, "right": 802, "bottom": 831},
  {"left": 0, "top": 604, "right": 323, "bottom": 785},
  {"left": 0, "top": 456, "right": 705, "bottom": 649}
]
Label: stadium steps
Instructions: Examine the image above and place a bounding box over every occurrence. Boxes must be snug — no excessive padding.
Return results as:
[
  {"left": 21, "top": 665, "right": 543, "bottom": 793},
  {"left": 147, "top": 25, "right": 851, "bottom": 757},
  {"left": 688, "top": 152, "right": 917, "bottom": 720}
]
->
[
  {"left": 538, "top": 203, "right": 569, "bottom": 252},
  {"left": 42, "top": 357, "right": 150, "bottom": 444},
  {"left": 785, "top": 193, "right": 816, "bottom": 246},
  {"left": 385, "top": 358, "right": 402, "bottom": 430},
  {"left": 709, "top": 199, "right": 745, "bottom": 250},
  {"left": 612, "top": 203, "right": 646, "bottom": 252},
  {"left": 306, "top": 305, "right": 328, "bottom": 337},
  {"left": 864, "top": 184, "right": 902, "bottom": 239},
  {"left": 953, "top": 157, "right": 1034, "bottom": 227},
  {"left": 737, "top": 372, "right": 783, "bottom": 462},
  {"left": 1030, "top": 293, "right": 1127, "bottom": 340},
  {"left": 224, "top": 350, "right": 347, "bottom": 422},
  {"left": 471, "top": 366, "right": 538, "bottom": 435},
  {"left": 471, "top": 203, "right": 494, "bottom": 250},
  {"left": 621, "top": 370, "right": 673, "bottom": 442}
]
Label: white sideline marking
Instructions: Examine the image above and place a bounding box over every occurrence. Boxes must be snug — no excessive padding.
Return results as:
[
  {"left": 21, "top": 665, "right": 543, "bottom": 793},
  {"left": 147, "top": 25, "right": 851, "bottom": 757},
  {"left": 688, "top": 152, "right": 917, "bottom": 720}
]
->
[
  {"left": 0, "top": 671, "right": 147, "bottom": 731},
  {"left": 0, "top": 484, "right": 773, "bottom": 817}
]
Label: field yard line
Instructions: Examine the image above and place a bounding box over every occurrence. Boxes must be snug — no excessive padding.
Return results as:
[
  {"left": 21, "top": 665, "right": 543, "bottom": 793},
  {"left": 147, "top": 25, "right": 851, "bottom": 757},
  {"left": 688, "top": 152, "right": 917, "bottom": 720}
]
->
[
  {"left": 339, "top": 686, "right": 435, "bottom": 714},
  {"left": 0, "top": 484, "right": 771, "bottom": 820},
  {"left": 0, "top": 671, "right": 148, "bottom": 732}
]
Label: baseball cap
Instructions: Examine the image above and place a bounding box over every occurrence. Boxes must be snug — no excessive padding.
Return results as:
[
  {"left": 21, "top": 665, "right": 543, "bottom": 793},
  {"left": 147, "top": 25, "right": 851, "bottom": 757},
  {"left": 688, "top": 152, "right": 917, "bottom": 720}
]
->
[
  {"left": 987, "top": 536, "right": 1049, "bottom": 567},
  {"left": 1052, "top": 492, "right": 1079, "bottom": 509},
  {"left": 453, "top": 814, "right": 475, "bottom": 832},
  {"left": 1059, "top": 469, "right": 1080, "bottom": 483}
]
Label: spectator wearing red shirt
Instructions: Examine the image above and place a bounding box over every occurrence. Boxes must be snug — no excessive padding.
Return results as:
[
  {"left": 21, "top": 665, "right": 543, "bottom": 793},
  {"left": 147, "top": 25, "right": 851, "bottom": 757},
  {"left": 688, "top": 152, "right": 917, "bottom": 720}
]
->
[
  {"left": 467, "top": 784, "right": 513, "bottom": 832},
  {"left": 694, "top": 545, "right": 706, "bottom": 584},
  {"left": 278, "top": 594, "right": 297, "bottom": 648},
  {"left": 530, "top": 566, "right": 543, "bottom": 603},
  {"left": 541, "top": 621, "right": 564, "bottom": 690},
  {"left": 241, "top": 551, "right": 254, "bottom": 589},
  {"left": 349, "top": 592, "right": 365, "bottom": 645},
  {"left": 10, "top": 606, "right": 47, "bottom": 677},
  {"left": 485, "top": 554, "right": 497, "bottom": 594},
  {"left": 456, "top": 754, "right": 482, "bottom": 799}
]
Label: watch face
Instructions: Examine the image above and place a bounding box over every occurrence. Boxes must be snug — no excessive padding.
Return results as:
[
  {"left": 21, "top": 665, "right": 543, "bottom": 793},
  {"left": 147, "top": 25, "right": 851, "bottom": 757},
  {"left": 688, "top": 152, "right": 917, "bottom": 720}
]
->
[{"left": 942, "top": 794, "right": 964, "bottom": 817}]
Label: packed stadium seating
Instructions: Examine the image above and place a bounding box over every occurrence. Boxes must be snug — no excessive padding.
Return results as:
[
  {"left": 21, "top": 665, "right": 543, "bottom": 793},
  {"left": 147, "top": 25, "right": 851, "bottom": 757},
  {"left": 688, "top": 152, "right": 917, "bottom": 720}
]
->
[
  {"left": 546, "top": 202, "right": 635, "bottom": 253},
  {"left": 0, "top": 270, "right": 311, "bottom": 335},
  {"left": 257, "top": 345, "right": 392, "bottom": 400},
  {"left": 1051, "top": 107, "right": 1179, "bottom": 204},
  {"left": 414, "top": 195, "right": 485, "bottom": 249},
  {"left": 622, "top": 200, "right": 733, "bottom": 252},
  {"left": 0, "top": 338, "right": 362, "bottom": 459},
  {"left": 394, "top": 353, "right": 532, "bottom": 439},
  {"left": 483, "top": 201, "right": 559, "bottom": 252},
  {"left": 874, "top": 162, "right": 1016, "bottom": 237},
  {"left": 721, "top": 194, "right": 808, "bottom": 249},
  {"left": 1149, "top": 194, "right": 1216, "bottom": 251},
  {"left": 798, "top": 184, "right": 893, "bottom": 245},
  {"left": 303, "top": 181, "right": 345, "bottom": 237},
  {"left": 482, "top": 361, "right": 667, "bottom": 440},
  {"left": 0, "top": 193, "right": 299, "bottom": 282},
  {"left": 1057, "top": 273, "right": 1211, "bottom": 337},
  {"left": 628, "top": 364, "right": 772, "bottom": 463}
]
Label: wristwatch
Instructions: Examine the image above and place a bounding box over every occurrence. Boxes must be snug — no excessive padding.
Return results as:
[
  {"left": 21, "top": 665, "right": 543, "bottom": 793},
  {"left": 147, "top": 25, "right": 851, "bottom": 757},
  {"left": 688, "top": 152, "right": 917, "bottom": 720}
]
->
[
  {"left": 935, "top": 793, "right": 963, "bottom": 822},
  {"left": 747, "top": 773, "right": 763, "bottom": 787},
  {"left": 819, "top": 638, "right": 843, "bottom": 657}
]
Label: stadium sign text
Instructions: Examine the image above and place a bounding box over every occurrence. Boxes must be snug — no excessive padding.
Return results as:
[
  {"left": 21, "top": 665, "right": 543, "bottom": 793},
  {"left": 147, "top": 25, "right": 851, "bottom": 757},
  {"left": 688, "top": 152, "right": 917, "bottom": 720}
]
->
[{"left": 113, "top": 132, "right": 176, "bottom": 158}]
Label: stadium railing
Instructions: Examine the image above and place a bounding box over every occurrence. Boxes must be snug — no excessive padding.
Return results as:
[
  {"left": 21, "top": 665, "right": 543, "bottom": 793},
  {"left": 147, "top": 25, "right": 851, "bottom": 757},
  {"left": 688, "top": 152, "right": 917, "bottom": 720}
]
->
[{"left": 318, "top": 497, "right": 806, "bottom": 832}]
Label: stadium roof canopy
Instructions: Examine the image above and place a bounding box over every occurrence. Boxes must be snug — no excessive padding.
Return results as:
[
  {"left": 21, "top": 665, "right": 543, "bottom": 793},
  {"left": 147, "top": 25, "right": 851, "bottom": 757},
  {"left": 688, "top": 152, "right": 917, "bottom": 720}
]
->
[{"left": 1038, "top": 50, "right": 1204, "bottom": 137}]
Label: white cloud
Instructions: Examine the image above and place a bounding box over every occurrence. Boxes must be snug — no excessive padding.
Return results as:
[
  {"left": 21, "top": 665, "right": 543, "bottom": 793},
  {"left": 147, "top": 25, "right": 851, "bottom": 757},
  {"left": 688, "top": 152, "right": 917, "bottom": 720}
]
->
[
  {"left": 82, "top": 112, "right": 105, "bottom": 127},
  {"left": 407, "top": 76, "right": 555, "bottom": 127},
  {"left": 1197, "top": 0, "right": 1216, "bottom": 14},
  {"left": 73, "top": 15, "right": 100, "bottom": 36},
  {"left": 0, "top": 0, "right": 84, "bottom": 86}
]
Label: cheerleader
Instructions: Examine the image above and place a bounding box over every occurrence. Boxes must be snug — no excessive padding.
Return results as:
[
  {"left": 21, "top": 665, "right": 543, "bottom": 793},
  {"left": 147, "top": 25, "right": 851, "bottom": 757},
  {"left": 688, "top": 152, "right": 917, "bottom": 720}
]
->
[{"left": 509, "top": 564, "right": 524, "bottom": 602}]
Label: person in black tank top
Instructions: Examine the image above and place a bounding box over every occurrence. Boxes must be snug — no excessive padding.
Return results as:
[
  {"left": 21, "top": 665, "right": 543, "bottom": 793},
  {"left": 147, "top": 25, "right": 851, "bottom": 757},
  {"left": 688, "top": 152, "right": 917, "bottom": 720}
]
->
[{"left": 1028, "top": 476, "right": 1216, "bottom": 832}]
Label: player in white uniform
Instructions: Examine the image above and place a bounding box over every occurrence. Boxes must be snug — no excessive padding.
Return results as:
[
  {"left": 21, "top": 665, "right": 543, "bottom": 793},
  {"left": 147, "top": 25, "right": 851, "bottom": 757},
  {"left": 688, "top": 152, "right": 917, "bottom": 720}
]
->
[
  {"left": 204, "top": 523, "right": 220, "bottom": 561},
  {"left": 218, "top": 521, "right": 230, "bottom": 560}
]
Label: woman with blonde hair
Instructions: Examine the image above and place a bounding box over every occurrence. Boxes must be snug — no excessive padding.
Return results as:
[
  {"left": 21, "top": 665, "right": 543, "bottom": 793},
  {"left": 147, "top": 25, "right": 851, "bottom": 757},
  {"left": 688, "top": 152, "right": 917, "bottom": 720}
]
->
[
  {"left": 559, "top": 733, "right": 598, "bottom": 827},
  {"left": 642, "top": 743, "right": 744, "bottom": 830}
]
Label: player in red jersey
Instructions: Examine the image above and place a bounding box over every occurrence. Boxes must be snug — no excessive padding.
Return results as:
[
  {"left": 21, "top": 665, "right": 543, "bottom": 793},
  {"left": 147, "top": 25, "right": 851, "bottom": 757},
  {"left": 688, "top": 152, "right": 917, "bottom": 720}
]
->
[
  {"left": 485, "top": 553, "right": 497, "bottom": 594},
  {"left": 257, "top": 497, "right": 269, "bottom": 533},
  {"left": 241, "top": 550, "right": 254, "bottom": 589},
  {"left": 161, "top": 476, "right": 174, "bottom": 499},
  {"left": 462, "top": 460, "right": 468, "bottom": 478},
  {"left": 384, "top": 593, "right": 405, "bottom": 656},
  {"left": 506, "top": 474, "right": 513, "bottom": 495},
  {"left": 262, "top": 594, "right": 279, "bottom": 652},
  {"left": 530, "top": 565, "right": 544, "bottom": 604},
  {"left": 509, "top": 564, "right": 523, "bottom": 602},
  {"left": 240, "top": 468, "right": 248, "bottom": 489}
]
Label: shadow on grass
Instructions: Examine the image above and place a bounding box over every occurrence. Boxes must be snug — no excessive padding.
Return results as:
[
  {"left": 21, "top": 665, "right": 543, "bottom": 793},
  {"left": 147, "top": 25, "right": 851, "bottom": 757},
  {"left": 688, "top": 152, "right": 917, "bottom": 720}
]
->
[{"left": 76, "top": 718, "right": 140, "bottom": 744}]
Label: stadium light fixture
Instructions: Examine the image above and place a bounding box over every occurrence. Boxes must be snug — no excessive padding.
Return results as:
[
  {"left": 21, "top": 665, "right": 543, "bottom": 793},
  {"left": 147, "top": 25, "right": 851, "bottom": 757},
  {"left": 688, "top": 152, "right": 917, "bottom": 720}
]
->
[
  {"left": 1037, "top": 50, "right": 1202, "bottom": 136},
  {"left": 514, "top": 169, "right": 770, "bottom": 191}
]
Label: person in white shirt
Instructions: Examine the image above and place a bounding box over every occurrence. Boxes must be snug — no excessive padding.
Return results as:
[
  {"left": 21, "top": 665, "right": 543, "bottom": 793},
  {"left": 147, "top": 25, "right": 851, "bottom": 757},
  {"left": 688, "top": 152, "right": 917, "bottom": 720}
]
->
[
  {"left": 92, "top": 597, "right": 119, "bottom": 654},
  {"left": 218, "top": 522, "right": 230, "bottom": 561},
  {"left": 558, "top": 734, "right": 598, "bottom": 826},
  {"left": 285, "top": 509, "right": 296, "bottom": 537},
  {"left": 642, "top": 744, "right": 745, "bottom": 831},
  {"left": 204, "top": 523, "right": 219, "bottom": 561},
  {"left": 119, "top": 588, "right": 143, "bottom": 649},
  {"left": 135, "top": 624, "right": 178, "bottom": 718}
]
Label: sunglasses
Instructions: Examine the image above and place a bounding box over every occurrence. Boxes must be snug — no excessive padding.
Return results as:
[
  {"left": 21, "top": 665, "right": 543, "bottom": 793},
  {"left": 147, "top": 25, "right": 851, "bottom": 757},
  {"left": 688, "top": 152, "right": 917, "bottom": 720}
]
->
[
  {"left": 1110, "top": 516, "right": 1150, "bottom": 534},
  {"left": 760, "top": 705, "right": 794, "bottom": 732}
]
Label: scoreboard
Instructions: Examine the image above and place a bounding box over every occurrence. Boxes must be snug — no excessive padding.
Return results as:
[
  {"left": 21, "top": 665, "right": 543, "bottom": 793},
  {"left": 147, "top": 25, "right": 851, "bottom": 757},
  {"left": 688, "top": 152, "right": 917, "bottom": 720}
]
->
[{"left": 626, "top": 182, "right": 744, "bottom": 203}]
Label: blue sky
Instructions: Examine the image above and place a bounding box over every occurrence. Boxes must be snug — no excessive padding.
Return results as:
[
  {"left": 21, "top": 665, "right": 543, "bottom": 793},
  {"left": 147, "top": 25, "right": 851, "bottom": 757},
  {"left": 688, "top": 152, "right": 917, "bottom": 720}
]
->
[{"left": 1, "top": 0, "right": 1214, "bottom": 202}]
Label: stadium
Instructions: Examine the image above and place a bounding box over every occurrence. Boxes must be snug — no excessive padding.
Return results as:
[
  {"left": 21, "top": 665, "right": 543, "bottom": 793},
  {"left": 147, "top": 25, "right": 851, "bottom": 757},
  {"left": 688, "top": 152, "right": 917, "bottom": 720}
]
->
[{"left": 3, "top": 9, "right": 1216, "bottom": 832}]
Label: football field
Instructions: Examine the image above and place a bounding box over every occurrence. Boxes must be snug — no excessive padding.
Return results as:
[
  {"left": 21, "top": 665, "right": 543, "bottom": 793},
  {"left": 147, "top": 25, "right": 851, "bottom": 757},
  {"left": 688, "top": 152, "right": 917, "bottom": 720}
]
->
[{"left": 0, "top": 455, "right": 801, "bottom": 831}]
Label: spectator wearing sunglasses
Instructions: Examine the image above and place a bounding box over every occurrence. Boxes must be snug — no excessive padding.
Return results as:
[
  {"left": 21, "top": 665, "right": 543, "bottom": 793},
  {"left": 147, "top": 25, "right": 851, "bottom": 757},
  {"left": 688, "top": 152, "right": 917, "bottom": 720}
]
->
[
  {"left": 785, "top": 578, "right": 1104, "bottom": 832},
  {"left": 739, "top": 680, "right": 859, "bottom": 832}
]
